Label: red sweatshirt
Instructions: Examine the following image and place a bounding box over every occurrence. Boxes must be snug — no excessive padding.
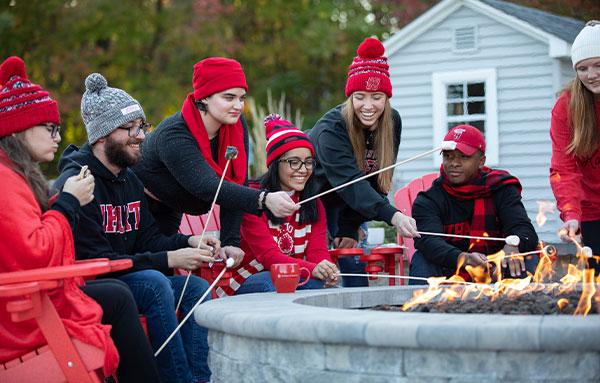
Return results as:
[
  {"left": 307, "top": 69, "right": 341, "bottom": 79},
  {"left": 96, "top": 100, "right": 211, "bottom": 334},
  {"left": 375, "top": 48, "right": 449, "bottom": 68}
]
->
[
  {"left": 550, "top": 92, "right": 600, "bottom": 223},
  {"left": 0, "top": 153, "right": 118, "bottom": 376},
  {"left": 215, "top": 190, "right": 331, "bottom": 296}
]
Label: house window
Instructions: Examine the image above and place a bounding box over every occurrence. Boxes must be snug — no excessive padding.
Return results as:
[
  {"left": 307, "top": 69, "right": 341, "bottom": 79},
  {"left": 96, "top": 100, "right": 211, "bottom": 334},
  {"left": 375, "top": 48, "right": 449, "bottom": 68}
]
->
[{"left": 432, "top": 69, "right": 498, "bottom": 166}]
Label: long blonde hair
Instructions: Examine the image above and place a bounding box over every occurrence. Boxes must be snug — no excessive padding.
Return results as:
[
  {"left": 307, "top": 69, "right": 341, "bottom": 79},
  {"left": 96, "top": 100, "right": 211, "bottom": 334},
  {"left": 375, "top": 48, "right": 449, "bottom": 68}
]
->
[
  {"left": 341, "top": 95, "right": 395, "bottom": 193},
  {"left": 561, "top": 77, "right": 599, "bottom": 158}
]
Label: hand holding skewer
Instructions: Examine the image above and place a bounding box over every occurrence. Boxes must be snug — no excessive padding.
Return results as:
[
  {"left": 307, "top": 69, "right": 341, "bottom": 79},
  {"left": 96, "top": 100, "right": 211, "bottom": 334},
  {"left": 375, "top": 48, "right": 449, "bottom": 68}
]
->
[{"left": 63, "top": 165, "right": 95, "bottom": 206}]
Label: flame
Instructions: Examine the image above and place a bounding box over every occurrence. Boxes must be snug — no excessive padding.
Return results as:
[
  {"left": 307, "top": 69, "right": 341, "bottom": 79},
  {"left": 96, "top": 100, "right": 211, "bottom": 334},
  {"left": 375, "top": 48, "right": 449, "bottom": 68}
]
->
[
  {"left": 536, "top": 200, "right": 555, "bottom": 228},
  {"left": 402, "top": 242, "right": 598, "bottom": 316}
]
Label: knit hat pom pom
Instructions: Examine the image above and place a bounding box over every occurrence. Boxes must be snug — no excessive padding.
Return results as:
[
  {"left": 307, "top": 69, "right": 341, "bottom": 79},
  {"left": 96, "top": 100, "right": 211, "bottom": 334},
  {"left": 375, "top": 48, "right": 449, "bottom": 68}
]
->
[
  {"left": 264, "top": 113, "right": 283, "bottom": 136},
  {"left": 85, "top": 73, "right": 108, "bottom": 93},
  {"left": 357, "top": 38, "right": 385, "bottom": 58},
  {"left": 0, "top": 56, "right": 27, "bottom": 86}
]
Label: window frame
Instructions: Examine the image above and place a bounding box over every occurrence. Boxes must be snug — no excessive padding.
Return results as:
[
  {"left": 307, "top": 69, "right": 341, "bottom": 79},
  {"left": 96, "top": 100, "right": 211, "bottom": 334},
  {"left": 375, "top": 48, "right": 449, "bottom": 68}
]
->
[{"left": 432, "top": 68, "right": 498, "bottom": 166}]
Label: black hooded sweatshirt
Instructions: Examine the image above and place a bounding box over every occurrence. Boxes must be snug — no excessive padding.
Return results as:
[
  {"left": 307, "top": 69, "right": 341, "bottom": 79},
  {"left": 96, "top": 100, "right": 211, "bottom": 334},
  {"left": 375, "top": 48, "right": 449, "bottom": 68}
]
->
[{"left": 54, "top": 143, "right": 190, "bottom": 277}]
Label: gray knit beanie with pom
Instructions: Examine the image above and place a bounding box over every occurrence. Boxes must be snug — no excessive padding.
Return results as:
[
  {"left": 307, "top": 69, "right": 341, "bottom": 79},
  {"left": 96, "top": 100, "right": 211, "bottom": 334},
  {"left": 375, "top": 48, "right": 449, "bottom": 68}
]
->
[{"left": 81, "top": 73, "right": 146, "bottom": 144}]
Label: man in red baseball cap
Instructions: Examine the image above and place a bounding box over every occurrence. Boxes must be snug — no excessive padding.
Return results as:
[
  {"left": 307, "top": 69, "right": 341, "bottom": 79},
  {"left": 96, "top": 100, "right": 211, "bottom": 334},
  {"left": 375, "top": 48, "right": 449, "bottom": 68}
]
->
[{"left": 408, "top": 125, "right": 539, "bottom": 284}]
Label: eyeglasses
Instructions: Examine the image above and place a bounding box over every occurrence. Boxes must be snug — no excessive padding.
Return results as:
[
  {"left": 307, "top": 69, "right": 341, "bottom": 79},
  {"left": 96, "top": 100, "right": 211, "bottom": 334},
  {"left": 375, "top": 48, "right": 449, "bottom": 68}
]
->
[
  {"left": 118, "top": 122, "right": 151, "bottom": 137},
  {"left": 39, "top": 123, "right": 61, "bottom": 138},
  {"left": 279, "top": 157, "right": 317, "bottom": 170}
]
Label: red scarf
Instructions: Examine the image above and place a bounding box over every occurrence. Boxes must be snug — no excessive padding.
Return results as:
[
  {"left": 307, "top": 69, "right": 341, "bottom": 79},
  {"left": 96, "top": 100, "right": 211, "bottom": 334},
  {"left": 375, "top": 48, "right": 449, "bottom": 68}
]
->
[
  {"left": 181, "top": 93, "right": 247, "bottom": 185},
  {"left": 440, "top": 165, "right": 521, "bottom": 253}
]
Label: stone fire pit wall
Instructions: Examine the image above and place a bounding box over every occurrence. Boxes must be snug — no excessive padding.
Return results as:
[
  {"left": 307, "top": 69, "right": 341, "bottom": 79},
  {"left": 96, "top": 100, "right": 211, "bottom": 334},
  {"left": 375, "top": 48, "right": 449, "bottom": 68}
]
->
[{"left": 195, "top": 286, "right": 600, "bottom": 383}]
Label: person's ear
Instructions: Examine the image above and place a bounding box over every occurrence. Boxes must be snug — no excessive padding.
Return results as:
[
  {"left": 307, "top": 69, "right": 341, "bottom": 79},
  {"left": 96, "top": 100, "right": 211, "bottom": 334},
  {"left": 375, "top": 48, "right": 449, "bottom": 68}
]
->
[{"left": 479, "top": 153, "right": 486, "bottom": 169}]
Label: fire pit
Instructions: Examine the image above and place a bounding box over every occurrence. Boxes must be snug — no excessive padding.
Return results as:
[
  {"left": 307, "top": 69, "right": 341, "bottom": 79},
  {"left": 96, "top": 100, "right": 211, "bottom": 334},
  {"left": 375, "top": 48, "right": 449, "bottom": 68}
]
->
[{"left": 195, "top": 285, "right": 600, "bottom": 383}]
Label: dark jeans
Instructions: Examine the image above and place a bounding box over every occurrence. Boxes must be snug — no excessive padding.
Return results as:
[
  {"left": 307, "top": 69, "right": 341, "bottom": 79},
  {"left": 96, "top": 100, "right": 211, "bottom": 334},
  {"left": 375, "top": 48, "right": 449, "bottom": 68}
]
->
[
  {"left": 119, "top": 270, "right": 211, "bottom": 383},
  {"left": 581, "top": 219, "right": 600, "bottom": 274},
  {"left": 80, "top": 279, "right": 160, "bottom": 383},
  {"left": 408, "top": 250, "right": 539, "bottom": 285}
]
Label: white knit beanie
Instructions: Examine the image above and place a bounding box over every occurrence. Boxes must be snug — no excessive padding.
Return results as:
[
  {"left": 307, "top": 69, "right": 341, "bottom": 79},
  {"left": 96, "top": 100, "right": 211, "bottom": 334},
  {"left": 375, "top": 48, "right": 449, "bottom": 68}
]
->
[{"left": 571, "top": 20, "right": 600, "bottom": 69}]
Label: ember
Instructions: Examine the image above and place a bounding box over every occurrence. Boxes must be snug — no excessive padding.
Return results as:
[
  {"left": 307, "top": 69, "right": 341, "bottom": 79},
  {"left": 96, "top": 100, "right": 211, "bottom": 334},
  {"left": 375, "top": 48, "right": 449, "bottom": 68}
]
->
[
  {"left": 399, "top": 250, "right": 600, "bottom": 316},
  {"left": 371, "top": 288, "right": 598, "bottom": 315}
]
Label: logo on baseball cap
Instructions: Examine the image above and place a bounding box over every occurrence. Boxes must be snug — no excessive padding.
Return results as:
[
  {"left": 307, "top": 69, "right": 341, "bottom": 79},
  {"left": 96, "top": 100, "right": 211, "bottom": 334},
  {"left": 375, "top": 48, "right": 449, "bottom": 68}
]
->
[{"left": 442, "top": 125, "right": 485, "bottom": 155}]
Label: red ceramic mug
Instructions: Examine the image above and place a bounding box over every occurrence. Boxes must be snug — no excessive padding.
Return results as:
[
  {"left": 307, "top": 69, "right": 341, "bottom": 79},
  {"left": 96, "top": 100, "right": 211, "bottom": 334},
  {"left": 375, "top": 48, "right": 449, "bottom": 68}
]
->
[{"left": 270, "top": 263, "right": 310, "bottom": 293}]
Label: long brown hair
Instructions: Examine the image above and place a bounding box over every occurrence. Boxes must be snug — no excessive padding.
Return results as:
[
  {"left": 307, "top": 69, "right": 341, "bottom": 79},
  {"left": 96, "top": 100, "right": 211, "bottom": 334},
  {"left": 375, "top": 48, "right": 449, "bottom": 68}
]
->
[
  {"left": 0, "top": 132, "right": 50, "bottom": 212},
  {"left": 341, "top": 95, "right": 395, "bottom": 193},
  {"left": 561, "top": 77, "right": 599, "bottom": 158}
]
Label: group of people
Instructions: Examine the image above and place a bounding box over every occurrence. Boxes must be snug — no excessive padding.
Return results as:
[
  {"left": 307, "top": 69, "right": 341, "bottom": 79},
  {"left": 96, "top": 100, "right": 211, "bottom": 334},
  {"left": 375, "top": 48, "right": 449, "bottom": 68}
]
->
[{"left": 1, "top": 19, "right": 598, "bottom": 383}]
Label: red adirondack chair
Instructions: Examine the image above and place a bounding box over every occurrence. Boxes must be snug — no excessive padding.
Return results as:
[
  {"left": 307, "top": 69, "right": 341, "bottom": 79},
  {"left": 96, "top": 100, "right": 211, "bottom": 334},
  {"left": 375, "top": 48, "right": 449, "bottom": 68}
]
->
[
  {"left": 393, "top": 173, "right": 438, "bottom": 264},
  {"left": 0, "top": 259, "right": 132, "bottom": 383}
]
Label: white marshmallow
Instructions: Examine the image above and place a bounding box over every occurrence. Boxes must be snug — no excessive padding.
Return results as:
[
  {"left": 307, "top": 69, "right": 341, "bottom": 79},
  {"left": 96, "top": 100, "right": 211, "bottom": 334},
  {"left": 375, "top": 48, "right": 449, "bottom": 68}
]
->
[
  {"left": 505, "top": 235, "right": 520, "bottom": 247},
  {"left": 582, "top": 246, "right": 593, "bottom": 258},
  {"left": 441, "top": 141, "right": 457, "bottom": 151},
  {"left": 226, "top": 258, "right": 235, "bottom": 268}
]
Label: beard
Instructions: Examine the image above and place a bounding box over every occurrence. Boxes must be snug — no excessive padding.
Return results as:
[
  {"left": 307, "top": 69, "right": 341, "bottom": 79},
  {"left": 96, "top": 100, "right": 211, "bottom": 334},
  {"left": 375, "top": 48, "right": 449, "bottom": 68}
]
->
[{"left": 104, "top": 135, "right": 142, "bottom": 169}]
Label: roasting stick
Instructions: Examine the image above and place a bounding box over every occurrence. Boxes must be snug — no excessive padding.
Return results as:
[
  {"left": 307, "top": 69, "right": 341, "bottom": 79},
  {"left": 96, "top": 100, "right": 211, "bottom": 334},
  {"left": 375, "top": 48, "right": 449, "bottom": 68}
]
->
[
  {"left": 299, "top": 143, "right": 457, "bottom": 205},
  {"left": 174, "top": 146, "right": 238, "bottom": 313},
  {"left": 334, "top": 273, "right": 488, "bottom": 287},
  {"left": 156, "top": 258, "right": 234, "bottom": 357},
  {"left": 568, "top": 235, "right": 593, "bottom": 258},
  {"left": 484, "top": 245, "right": 557, "bottom": 264},
  {"left": 417, "top": 231, "right": 521, "bottom": 246}
]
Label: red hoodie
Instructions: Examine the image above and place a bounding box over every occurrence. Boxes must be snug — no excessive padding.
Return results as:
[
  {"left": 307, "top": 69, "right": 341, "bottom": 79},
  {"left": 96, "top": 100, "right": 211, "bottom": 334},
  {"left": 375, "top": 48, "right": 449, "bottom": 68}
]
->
[
  {"left": 0, "top": 153, "right": 118, "bottom": 376},
  {"left": 550, "top": 92, "right": 600, "bottom": 223}
]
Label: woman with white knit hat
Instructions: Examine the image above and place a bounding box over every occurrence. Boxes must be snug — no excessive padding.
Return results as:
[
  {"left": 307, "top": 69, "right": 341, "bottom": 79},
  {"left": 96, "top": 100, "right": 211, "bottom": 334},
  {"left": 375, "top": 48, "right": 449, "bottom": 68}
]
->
[{"left": 549, "top": 20, "right": 600, "bottom": 273}]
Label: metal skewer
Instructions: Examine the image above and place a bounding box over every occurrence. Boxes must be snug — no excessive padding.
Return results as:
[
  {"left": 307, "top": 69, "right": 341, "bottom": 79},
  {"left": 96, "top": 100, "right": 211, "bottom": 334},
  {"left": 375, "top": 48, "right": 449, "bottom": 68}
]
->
[
  {"left": 484, "top": 245, "right": 556, "bottom": 263},
  {"left": 175, "top": 146, "right": 238, "bottom": 313},
  {"left": 417, "top": 231, "right": 520, "bottom": 246},
  {"left": 299, "top": 143, "right": 456, "bottom": 205},
  {"left": 155, "top": 258, "right": 234, "bottom": 357}
]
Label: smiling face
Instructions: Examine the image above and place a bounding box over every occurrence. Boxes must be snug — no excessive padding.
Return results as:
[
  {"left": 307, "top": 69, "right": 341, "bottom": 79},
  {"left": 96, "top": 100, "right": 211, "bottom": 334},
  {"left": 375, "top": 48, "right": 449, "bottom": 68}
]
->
[
  {"left": 202, "top": 87, "right": 246, "bottom": 128},
  {"left": 442, "top": 149, "right": 486, "bottom": 185},
  {"left": 104, "top": 118, "right": 144, "bottom": 169},
  {"left": 351, "top": 91, "right": 386, "bottom": 128},
  {"left": 277, "top": 147, "right": 314, "bottom": 192},
  {"left": 576, "top": 57, "right": 600, "bottom": 98},
  {"left": 22, "top": 124, "right": 61, "bottom": 163}
]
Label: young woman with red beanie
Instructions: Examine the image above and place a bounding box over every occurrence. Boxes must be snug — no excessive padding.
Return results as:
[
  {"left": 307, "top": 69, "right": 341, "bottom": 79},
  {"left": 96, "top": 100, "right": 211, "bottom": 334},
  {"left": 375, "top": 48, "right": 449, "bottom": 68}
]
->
[
  {"left": 307, "top": 38, "right": 419, "bottom": 287},
  {"left": 550, "top": 21, "right": 600, "bottom": 273},
  {"left": 213, "top": 114, "right": 339, "bottom": 295},
  {"left": 0, "top": 57, "right": 160, "bottom": 382},
  {"left": 135, "top": 57, "right": 299, "bottom": 266}
]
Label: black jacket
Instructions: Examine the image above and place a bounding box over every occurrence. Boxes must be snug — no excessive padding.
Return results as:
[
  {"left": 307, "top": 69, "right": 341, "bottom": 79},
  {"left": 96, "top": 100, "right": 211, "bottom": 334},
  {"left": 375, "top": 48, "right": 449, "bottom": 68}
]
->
[
  {"left": 412, "top": 176, "right": 538, "bottom": 269},
  {"left": 308, "top": 105, "right": 402, "bottom": 239},
  {"left": 54, "top": 143, "right": 190, "bottom": 277},
  {"left": 133, "top": 112, "right": 259, "bottom": 247}
]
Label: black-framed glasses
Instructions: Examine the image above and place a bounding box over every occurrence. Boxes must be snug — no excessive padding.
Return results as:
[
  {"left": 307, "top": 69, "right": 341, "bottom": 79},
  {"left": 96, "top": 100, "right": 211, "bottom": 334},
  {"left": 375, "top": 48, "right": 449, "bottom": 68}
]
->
[
  {"left": 118, "top": 122, "right": 151, "bottom": 137},
  {"left": 278, "top": 157, "right": 317, "bottom": 170},
  {"left": 39, "top": 123, "right": 61, "bottom": 138}
]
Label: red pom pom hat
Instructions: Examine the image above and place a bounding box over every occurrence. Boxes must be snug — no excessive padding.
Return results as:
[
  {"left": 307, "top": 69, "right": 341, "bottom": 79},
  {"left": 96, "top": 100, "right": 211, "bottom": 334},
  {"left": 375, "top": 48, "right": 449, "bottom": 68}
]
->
[
  {"left": 193, "top": 57, "right": 248, "bottom": 101},
  {"left": 264, "top": 113, "right": 314, "bottom": 167},
  {"left": 345, "top": 38, "right": 392, "bottom": 98},
  {"left": 0, "top": 56, "right": 60, "bottom": 138}
]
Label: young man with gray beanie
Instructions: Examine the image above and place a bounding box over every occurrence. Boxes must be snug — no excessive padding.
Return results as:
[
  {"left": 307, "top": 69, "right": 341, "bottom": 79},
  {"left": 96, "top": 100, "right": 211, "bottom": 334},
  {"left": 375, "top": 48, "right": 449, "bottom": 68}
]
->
[{"left": 54, "top": 73, "right": 219, "bottom": 383}]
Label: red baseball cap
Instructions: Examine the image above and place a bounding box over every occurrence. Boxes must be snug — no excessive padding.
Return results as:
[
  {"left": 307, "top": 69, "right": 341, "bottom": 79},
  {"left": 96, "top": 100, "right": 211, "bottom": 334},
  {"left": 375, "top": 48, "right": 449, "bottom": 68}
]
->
[{"left": 442, "top": 125, "right": 485, "bottom": 155}]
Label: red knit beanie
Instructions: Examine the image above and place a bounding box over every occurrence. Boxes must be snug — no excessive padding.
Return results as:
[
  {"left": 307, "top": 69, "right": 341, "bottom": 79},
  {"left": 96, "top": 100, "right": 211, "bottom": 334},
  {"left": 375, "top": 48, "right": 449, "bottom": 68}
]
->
[
  {"left": 0, "top": 57, "right": 60, "bottom": 138},
  {"left": 192, "top": 57, "right": 248, "bottom": 101},
  {"left": 264, "top": 113, "right": 314, "bottom": 167},
  {"left": 345, "top": 38, "right": 392, "bottom": 98}
]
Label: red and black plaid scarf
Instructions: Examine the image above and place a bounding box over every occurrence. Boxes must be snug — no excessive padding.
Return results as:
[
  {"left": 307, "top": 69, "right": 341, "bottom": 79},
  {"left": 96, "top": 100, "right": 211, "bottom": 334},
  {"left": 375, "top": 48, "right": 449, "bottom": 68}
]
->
[{"left": 440, "top": 165, "right": 521, "bottom": 253}]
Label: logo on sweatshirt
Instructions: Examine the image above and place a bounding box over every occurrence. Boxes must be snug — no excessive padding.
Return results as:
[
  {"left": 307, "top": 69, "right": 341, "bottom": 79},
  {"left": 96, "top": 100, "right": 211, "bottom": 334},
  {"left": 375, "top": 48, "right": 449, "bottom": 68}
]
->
[{"left": 100, "top": 201, "right": 141, "bottom": 234}]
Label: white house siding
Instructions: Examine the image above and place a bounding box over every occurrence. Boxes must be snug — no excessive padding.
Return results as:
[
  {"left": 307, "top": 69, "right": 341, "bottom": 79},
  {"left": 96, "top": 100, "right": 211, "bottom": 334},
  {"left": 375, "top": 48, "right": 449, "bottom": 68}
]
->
[{"left": 388, "top": 5, "right": 563, "bottom": 243}]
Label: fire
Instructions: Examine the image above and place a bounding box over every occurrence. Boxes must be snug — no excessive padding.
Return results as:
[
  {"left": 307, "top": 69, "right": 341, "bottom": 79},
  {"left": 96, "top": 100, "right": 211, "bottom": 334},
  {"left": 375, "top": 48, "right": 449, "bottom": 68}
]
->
[
  {"left": 535, "top": 200, "right": 555, "bottom": 228},
  {"left": 401, "top": 243, "right": 599, "bottom": 316}
]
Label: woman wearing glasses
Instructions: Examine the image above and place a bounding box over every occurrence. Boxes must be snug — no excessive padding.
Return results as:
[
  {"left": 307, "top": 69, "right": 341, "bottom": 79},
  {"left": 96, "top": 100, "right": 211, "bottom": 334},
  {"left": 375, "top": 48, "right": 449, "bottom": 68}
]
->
[
  {"left": 214, "top": 115, "right": 338, "bottom": 295},
  {"left": 307, "top": 38, "right": 419, "bottom": 287},
  {"left": 0, "top": 57, "right": 160, "bottom": 382},
  {"left": 134, "top": 58, "right": 299, "bottom": 268}
]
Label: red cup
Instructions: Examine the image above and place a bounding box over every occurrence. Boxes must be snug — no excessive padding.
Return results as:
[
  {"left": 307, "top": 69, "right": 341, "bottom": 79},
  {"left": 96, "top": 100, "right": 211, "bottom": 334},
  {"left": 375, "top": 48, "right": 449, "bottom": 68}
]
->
[{"left": 270, "top": 263, "right": 310, "bottom": 293}]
